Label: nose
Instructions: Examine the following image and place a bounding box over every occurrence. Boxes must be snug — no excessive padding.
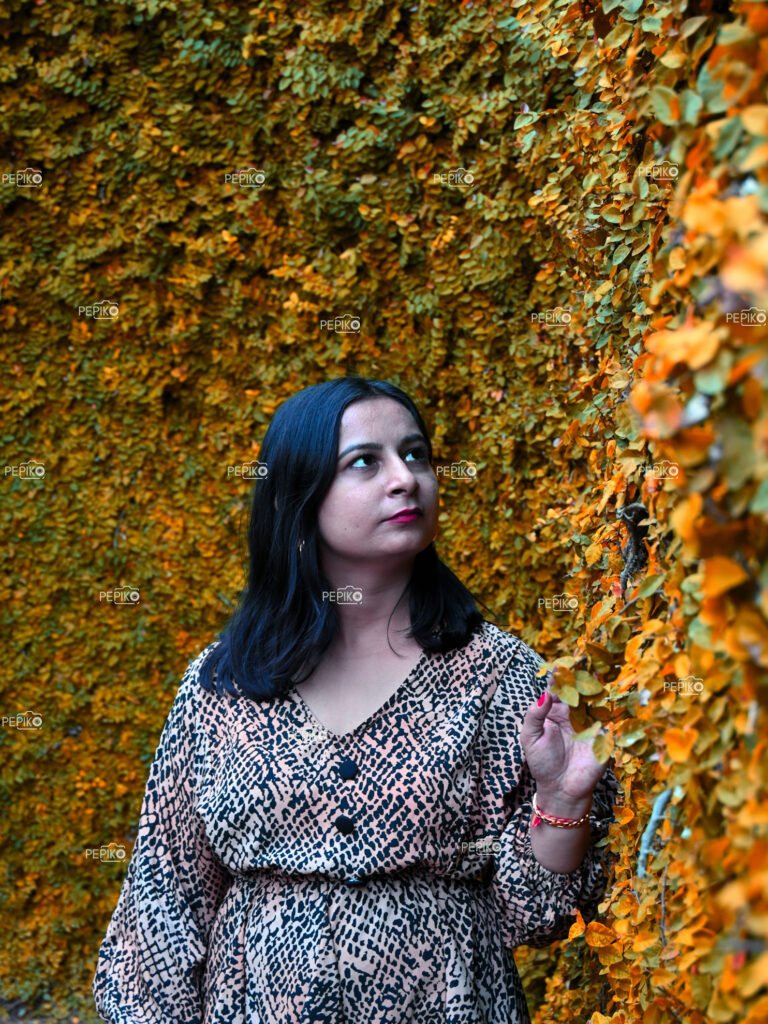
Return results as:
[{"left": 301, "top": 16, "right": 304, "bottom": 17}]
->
[{"left": 384, "top": 453, "right": 419, "bottom": 493}]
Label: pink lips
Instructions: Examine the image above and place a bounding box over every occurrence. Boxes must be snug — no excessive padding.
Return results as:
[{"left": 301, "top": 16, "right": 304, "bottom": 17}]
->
[{"left": 386, "top": 508, "right": 422, "bottom": 522}]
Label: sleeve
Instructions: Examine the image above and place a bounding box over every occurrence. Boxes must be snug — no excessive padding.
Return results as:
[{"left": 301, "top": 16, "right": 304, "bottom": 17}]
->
[
  {"left": 485, "top": 637, "right": 622, "bottom": 950},
  {"left": 92, "top": 650, "right": 233, "bottom": 1024}
]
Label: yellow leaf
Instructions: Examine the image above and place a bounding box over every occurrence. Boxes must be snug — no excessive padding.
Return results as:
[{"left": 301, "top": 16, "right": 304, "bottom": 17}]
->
[
  {"left": 585, "top": 921, "right": 617, "bottom": 947},
  {"left": 740, "top": 104, "right": 768, "bottom": 135},
  {"left": 741, "top": 951, "right": 768, "bottom": 997},
  {"left": 742, "top": 141, "right": 768, "bottom": 172},
  {"left": 632, "top": 930, "right": 659, "bottom": 953},
  {"left": 585, "top": 541, "right": 603, "bottom": 566},
  {"left": 682, "top": 194, "right": 729, "bottom": 235},
  {"left": 669, "top": 247, "right": 686, "bottom": 270},
  {"left": 615, "top": 806, "right": 635, "bottom": 825}
]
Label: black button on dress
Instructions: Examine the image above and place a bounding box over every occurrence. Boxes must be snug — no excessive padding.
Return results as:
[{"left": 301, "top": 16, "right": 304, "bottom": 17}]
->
[
  {"left": 338, "top": 757, "right": 358, "bottom": 780},
  {"left": 334, "top": 814, "right": 356, "bottom": 835}
]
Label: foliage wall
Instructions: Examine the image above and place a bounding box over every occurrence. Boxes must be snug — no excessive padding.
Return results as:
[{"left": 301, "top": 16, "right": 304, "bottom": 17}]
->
[{"left": 0, "top": 0, "right": 766, "bottom": 1021}]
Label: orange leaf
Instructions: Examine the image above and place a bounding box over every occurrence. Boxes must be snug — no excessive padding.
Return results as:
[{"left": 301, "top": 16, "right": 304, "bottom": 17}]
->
[
  {"left": 670, "top": 494, "right": 703, "bottom": 542},
  {"left": 702, "top": 556, "right": 750, "bottom": 598},
  {"left": 664, "top": 728, "right": 696, "bottom": 762},
  {"left": 568, "top": 908, "right": 586, "bottom": 940},
  {"left": 645, "top": 323, "right": 724, "bottom": 370}
]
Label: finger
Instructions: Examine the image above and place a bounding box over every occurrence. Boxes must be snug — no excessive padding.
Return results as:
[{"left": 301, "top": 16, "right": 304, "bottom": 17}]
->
[
  {"left": 522, "top": 689, "right": 555, "bottom": 743},
  {"left": 542, "top": 671, "right": 561, "bottom": 702}
]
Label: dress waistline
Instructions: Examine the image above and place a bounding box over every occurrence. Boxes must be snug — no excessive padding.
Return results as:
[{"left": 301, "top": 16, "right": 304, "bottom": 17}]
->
[{"left": 231, "top": 860, "right": 497, "bottom": 889}]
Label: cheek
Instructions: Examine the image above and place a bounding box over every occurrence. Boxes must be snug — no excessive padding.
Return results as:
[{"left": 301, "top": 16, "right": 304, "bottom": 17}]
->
[{"left": 318, "top": 485, "right": 369, "bottom": 535}]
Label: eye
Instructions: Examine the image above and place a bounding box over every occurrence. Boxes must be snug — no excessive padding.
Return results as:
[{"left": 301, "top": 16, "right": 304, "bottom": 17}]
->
[
  {"left": 405, "top": 445, "right": 430, "bottom": 463},
  {"left": 347, "top": 446, "right": 430, "bottom": 470}
]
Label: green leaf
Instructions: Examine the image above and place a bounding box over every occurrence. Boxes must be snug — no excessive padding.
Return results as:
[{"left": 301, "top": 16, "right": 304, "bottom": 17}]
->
[
  {"left": 697, "top": 61, "right": 730, "bottom": 114},
  {"left": 601, "top": 205, "right": 623, "bottom": 224},
  {"left": 649, "top": 85, "right": 679, "bottom": 126},
  {"left": 632, "top": 574, "right": 665, "bottom": 600},
  {"left": 750, "top": 479, "right": 768, "bottom": 514},
  {"left": 604, "top": 22, "right": 634, "bottom": 49},
  {"left": 681, "top": 16, "right": 711, "bottom": 38},
  {"left": 680, "top": 89, "right": 704, "bottom": 126},
  {"left": 641, "top": 16, "right": 662, "bottom": 33},
  {"left": 714, "top": 117, "right": 744, "bottom": 160},
  {"left": 617, "top": 727, "right": 647, "bottom": 748},
  {"left": 575, "top": 671, "right": 605, "bottom": 696},
  {"left": 554, "top": 682, "right": 580, "bottom": 707}
]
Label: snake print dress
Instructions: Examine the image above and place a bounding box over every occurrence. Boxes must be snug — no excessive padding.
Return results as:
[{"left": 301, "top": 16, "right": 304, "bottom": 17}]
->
[{"left": 92, "top": 619, "right": 621, "bottom": 1023}]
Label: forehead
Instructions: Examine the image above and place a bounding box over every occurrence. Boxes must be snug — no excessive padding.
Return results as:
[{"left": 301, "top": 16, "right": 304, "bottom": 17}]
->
[{"left": 337, "top": 397, "right": 419, "bottom": 441}]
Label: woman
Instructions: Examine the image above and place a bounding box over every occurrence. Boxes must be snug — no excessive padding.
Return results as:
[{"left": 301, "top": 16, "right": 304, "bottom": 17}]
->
[{"left": 92, "top": 376, "right": 621, "bottom": 1024}]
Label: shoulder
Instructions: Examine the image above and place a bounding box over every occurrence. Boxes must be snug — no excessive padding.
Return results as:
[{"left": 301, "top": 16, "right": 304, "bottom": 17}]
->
[
  {"left": 166, "top": 640, "right": 238, "bottom": 752},
  {"left": 465, "top": 624, "right": 550, "bottom": 725},
  {"left": 455, "top": 621, "right": 549, "bottom": 710},
  {"left": 184, "top": 639, "right": 224, "bottom": 684},
  {"left": 175, "top": 639, "right": 238, "bottom": 714},
  {"left": 460, "top": 619, "right": 545, "bottom": 674}
]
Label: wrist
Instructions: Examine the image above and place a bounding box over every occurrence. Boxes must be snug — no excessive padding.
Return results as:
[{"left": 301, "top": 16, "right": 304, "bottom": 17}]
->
[{"left": 533, "top": 787, "right": 593, "bottom": 820}]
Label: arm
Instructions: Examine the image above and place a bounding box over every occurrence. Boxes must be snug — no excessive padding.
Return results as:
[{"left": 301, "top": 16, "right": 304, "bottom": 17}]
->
[
  {"left": 529, "top": 787, "right": 593, "bottom": 874},
  {"left": 482, "top": 638, "right": 622, "bottom": 949},
  {"left": 92, "top": 649, "right": 232, "bottom": 1024},
  {"left": 492, "top": 751, "right": 621, "bottom": 948}
]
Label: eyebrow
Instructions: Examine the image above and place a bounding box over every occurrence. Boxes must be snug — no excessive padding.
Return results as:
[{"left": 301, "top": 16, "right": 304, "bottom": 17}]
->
[{"left": 337, "top": 433, "right": 427, "bottom": 461}]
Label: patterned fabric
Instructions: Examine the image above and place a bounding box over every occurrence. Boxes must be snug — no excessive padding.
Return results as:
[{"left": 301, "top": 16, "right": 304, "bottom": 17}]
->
[{"left": 92, "top": 619, "right": 621, "bottom": 1023}]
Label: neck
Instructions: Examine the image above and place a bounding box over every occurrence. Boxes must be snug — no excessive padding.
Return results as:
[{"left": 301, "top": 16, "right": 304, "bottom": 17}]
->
[{"left": 319, "top": 556, "right": 416, "bottom": 657}]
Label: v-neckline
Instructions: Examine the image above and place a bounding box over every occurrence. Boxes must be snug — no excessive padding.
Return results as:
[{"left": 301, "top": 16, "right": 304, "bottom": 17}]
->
[{"left": 289, "top": 648, "right": 430, "bottom": 741}]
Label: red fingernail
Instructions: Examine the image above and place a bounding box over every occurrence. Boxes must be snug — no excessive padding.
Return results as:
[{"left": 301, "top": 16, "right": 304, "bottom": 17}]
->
[{"left": 537, "top": 692, "right": 546, "bottom": 706}]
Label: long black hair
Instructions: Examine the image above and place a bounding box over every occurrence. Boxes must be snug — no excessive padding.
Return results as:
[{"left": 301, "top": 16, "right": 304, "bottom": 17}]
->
[{"left": 197, "top": 376, "right": 488, "bottom": 700}]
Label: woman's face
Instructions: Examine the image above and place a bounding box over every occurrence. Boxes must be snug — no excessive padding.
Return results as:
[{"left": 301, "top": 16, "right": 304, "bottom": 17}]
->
[{"left": 316, "top": 397, "right": 439, "bottom": 568}]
